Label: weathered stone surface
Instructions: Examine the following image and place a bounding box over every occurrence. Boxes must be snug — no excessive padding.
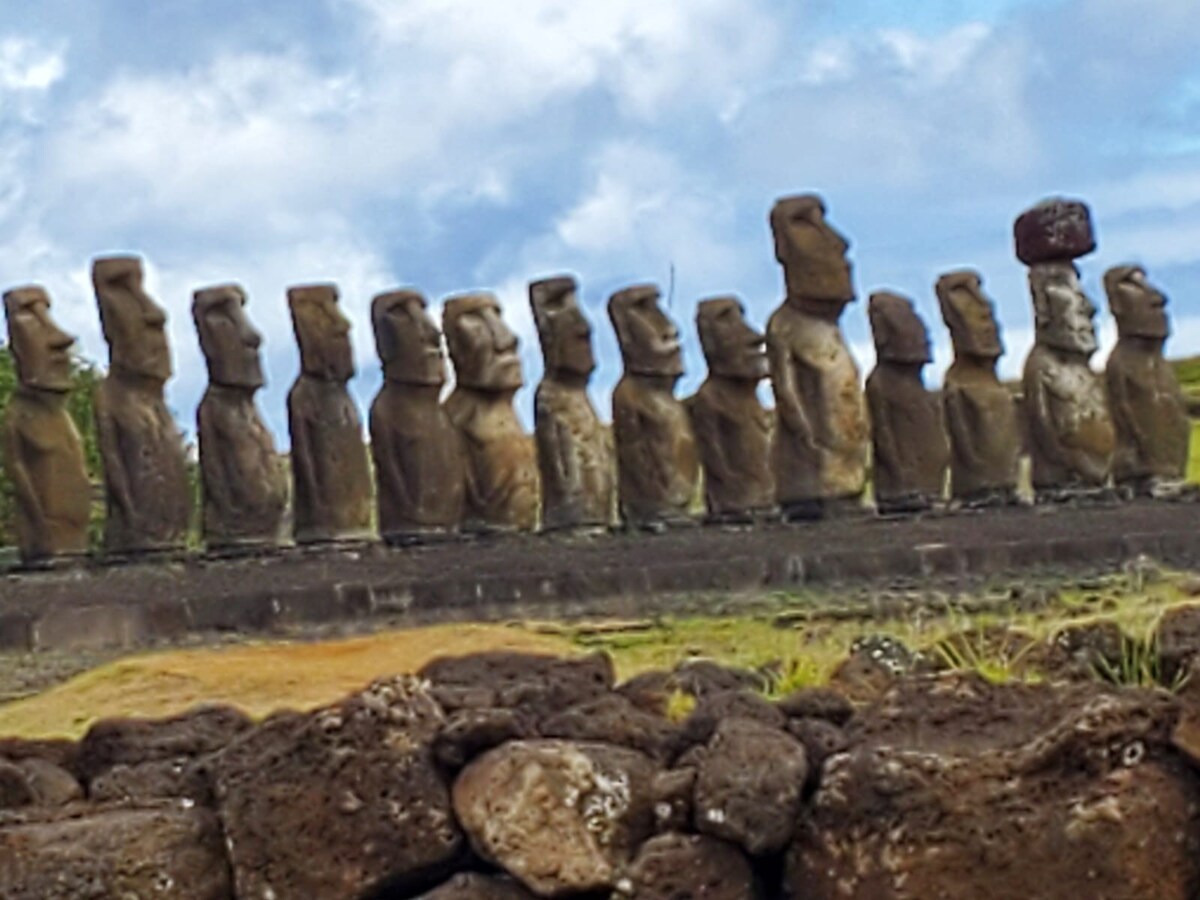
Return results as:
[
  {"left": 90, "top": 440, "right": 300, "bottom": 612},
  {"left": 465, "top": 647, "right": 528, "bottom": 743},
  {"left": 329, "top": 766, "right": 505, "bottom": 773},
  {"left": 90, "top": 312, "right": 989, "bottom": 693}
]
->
[
  {"left": 1155, "top": 603, "right": 1200, "bottom": 683},
  {"left": 453, "top": 739, "right": 658, "bottom": 896},
  {"left": 445, "top": 293, "right": 539, "bottom": 532},
  {"left": 193, "top": 284, "right": 287, "bottom": 549},
  {"left": 618, "top": 832, "right": 755, "bottom": 900},
  {"left": 766, "top": 195, "right": 868, "bottom": 516},
  {"left": 673, "top": 660, "right": 768, "bottom": 697},
  {"left": 93, "top": 256, "right": 191, "bottom": 555},
  {"left": 90, "top": 757, "right": 211, "bottom": 805},
  {"left": 530, "top": 276, "right": 613, "bottom": 531},
  {"left": 787, "top": 683, "right": 1199, "bottom": 900},
  {"left": 0, "top": 760, "right": 34, "bottom": 808},
  {"left": 1022, "top": 262, "right": 1114, "bottom": 493},
  {"left": 541, "top": 694, "right": 680, "bottom": 764},
  {"left": 610, "top": 284, "right": 699, "bottom": 528},
  {"left": 1, "top": 286, "right": 90, "bottom": 562},
  {"left": 689, "top": 296, "right": 774, "bottom": 520},
  {"left": 828, "top": 635, "right": 932, "bottom": 705},
  {"left": 1104, "top": 265, "right": 1191, "bottom": 489},
  {"left": 650, "top": 767, "right": 696, "bottom": 833},
  {"left": 212, "top": 677, "right": 461, "bottom": 900},
  {"left": 680, "top": 690, "right": 786, "bottom": 748},
  {"left": 1014, "top": 197, "right": 1096, "bottom": 265},
  {"left": 936, "top": 270, "right": 1021, "bottom": 504},
  {"left": 866, "top": 291, "right": 949, "bottom": 513},
  {"left": 434, "top": 707, "right": 537, "bottom": 771},
  {"left": 776, "top": 687, "right": 854, "bottom": 726},
  {"left": 287, "top": 284, "right": 373, "bottom": 544},
  {"left": 0, "top": 803, "right": 232, "bottom": 900},
  {"left": 370, "top": 290, "right": 465, "bottom": 541},
  {"left": 785, "top": 717, "right": 848, "bottom": 786},
  {"left": 693, "top": 717, "right": 808, "bottom": 855},
  {"left": 13, "top": 758, "right": 82, "bottom": 807},
  {"left": 417, "top": 872, "right": 537, "bottom": 900}
]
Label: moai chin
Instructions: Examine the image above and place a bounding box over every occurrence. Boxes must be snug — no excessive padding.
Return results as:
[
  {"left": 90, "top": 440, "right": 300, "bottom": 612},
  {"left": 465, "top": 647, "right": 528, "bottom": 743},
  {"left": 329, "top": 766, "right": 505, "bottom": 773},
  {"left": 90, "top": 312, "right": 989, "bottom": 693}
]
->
[
  {"left": 1015, "top": 198, "right": 1115, "bottom": 499},
  {"left": 369, "top": 289, "right": 465, "bottom": 542},
  {"left": 865, "top": 291, "right": 949, "bottom": 514},
  {"left": 193, "top": 284, "right": 287, "bottom": 550},
  {"left": 608, "top": 283, "right": 699, "bottom": 529},
  {"left": 286, "top": 284, "right": 373, "bottom": 544},
  {"left": 765, "top": 194, "right": 869, "bottom": 519},
  {"left": 935, "top": 270, "right": 1021, "bottom": 505},
  {"left": 529, "top": 275, "right": 613, "bottom": 531},
  {"left": 443, "top": 292, "right": 538, "bottom": 532},
  {"left": 1103, "top": 265, "right": 1191, "bottom": 493},
  {"left": 688, "top": 296, "right": 774, "bottom": 521},
  {"left": 92, "top": 256, "right": 190, "bottom": 555},
  {"left": 1, "top": 286, "right": 90, "bottom": 562}
]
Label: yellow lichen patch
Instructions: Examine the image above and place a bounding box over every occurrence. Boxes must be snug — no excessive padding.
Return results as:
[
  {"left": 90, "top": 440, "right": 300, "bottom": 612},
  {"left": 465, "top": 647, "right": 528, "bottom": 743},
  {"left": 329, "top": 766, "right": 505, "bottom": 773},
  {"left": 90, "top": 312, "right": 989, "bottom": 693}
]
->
[{"left": 0, "top": 624, "right": 572, "bottom": 739}]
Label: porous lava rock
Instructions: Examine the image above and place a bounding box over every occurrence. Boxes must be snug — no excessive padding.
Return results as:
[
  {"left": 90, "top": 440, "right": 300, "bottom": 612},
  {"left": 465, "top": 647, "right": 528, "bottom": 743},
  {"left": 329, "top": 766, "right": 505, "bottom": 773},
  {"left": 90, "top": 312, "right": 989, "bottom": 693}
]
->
[
  {"left": 541, "top": 694, "right": 681, "bottom": 763},
  {"left": 416, "top": 871, "right": 538, "bottom": 900},
  {"left": 10, "top": 758, "right": 81, "bottom": 806},
  {"left": 693, "top": 717, "right": 808, "bottom": 855},
  {"left": 776, "top": 686, "right": 854, "bottom": 725},
  {"left": 0, "top": 802, "right": 231, "bottom": 900},
  {"left": 1156, "top": 602, "right": 1200, "bottom": 683},
  {"left": 89, "top": 757, "right": 211, "bottom": 805},
  {"left": 679, "top": 689, "right": 786, "bottom": 748},
  {"left": 785, "top": 718, "right": 849, "bottom": 789},
  {"left": 617, "top": 832, "right": 755, "bottom": 900},
  {"left": 0, "top": 760, "right": 35, "bottom": 808},
  {"left": 1014, "top": 197, "right": 1096, "bottom": 265},
  {"left": 212, "top": 676, "right": 461, "bottom": 900},
  {"left": 453, "top": 739, "right": 658, "bottom": 896},
  {"left": 434, "top": 707, "right": 537, "bottom": 771}
]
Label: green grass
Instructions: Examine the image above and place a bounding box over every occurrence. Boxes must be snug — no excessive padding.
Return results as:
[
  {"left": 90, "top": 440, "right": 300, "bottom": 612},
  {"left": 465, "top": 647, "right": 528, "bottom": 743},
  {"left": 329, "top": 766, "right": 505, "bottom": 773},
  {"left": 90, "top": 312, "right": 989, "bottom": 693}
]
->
[{"left": 1190, "top": 421, "right": 1200, "bottom": 484}]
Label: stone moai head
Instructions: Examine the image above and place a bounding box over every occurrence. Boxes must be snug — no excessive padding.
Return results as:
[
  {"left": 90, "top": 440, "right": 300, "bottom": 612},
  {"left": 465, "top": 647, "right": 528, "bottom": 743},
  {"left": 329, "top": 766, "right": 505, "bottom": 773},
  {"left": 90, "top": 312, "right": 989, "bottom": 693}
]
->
[
  {"left": 4, "top": 286, "right": 75, "bottom": 392},
  {"left": 444, "top": 292, "right": 523, "bottom": 391},
  {"left": 936, "top": 270, "right": 1004, "bottom": 361},
  {"left": 288, "top": 284, "right": 354, "bottom": 382},
  {"left": 1014, "top": 198, "right": 1097, "bottom": 266},
  {"left": 608, "top": 284, "right": 683, "bottom": 379},
  {"left": 93, "top": 256, "right": 171, "bottom": 383},
  {"left": 1029, "top": 263, "right": 1099, "bottom": 357},
  {"left": 530, "top": 275, "right": 595, "bottom": 380},
  {"left": 1105, "top": 265, "right": 1169, "bottom": 341},
  {"left": 193, "top": 284, "right": 265, "bottom": 390},
  {"left": 696, "top": 296, "right": 768, "bottom": 382},
  {"left": 372, "top": 289, "right": 447, "bottom": 387},
  {"left": 869, "top": 292, "right": 932, "bottom": 365},
  {"left": 770, "top": 194, "right": 854, "bottom": 310}
]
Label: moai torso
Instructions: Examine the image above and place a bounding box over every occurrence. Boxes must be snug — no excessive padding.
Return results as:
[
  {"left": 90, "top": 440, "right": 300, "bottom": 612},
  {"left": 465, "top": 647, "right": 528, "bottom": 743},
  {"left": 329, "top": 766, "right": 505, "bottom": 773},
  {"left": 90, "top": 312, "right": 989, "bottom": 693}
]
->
[
  {"left": 2, "top": 286, "right": 90, "bottom": 562},
  {"left": 689, "top": 296, "right": 774, "bottom": 519},
  {"left": 1103, "top": 266, "right": 1190, "bottom": 486},
  {"left": 369, "top": 290, "right": 465, "bottom": 540},
  {"left": 609, "top": 284, "right": 698, "bottom": 527},
  {"left": 444, "top": 292, "right": 538, "bottom": 532},
  {"left": 193, "top": 284, "right": 287, "bottom": 549},
  {"left": 286, "top": 285, "right": 372, "bottom": 544},
  {"left": 92, "top": 256, "right": 189, "bottom": 554}
]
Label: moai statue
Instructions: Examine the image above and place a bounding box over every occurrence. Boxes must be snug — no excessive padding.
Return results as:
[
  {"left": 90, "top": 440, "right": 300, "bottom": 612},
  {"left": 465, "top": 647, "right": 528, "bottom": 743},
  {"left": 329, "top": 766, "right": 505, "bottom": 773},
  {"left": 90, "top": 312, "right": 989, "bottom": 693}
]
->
[
  {"left": 92, "top": 256, "right": 190, "bottom": 555},
  {"left": 935, "top": 270, "right": 1021, "bottom": 506},
  {"left": 286, "top": 284, "right": 373, "bottom": 544},
  {"left": 688, "top": 296, "right": 774, "bottom": 521},
  {"left": 1, "top": 287, "right": 90, "bottom": 562},
  {"left": 865, "top": 291, "right": 950, "bottom": 514},
  {"left": 766, "top": 194, "right": 869, "bottom": 520},
  {"left": 1015, "top": 199, "right": 1115, "bottom": 499},
  {"left": 443, "top": 292, "right": 538, "bottom": 532},
  {"left": 1103, "top": 265, "right": 1191, "bottom": 494},
  {"left": 609, "top": 284, "right": 699, "bottom": 529},
  {"left": 369, "top": 289, "right": 465, "bottom": 542},
  {"left": 529, "top": 275, "right": 613, "bottom": 531},
  {"left": 193, "top": 284, "right": 287, "bottom": 550}
]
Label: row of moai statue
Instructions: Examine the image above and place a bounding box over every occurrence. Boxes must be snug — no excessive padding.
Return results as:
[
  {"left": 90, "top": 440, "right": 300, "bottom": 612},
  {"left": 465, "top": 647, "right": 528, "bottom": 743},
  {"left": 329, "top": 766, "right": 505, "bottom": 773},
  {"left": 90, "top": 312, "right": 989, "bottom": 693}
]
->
[{"left": 1, "top": 195, "right": 1191, "bottom": 563}]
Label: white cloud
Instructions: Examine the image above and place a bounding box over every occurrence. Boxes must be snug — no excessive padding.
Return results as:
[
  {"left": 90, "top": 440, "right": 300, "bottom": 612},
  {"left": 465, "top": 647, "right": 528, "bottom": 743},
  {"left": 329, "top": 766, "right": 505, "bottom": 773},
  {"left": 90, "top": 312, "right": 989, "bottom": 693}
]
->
[{"left": 0, "top": 37, "right": 65, "bottom": 95}]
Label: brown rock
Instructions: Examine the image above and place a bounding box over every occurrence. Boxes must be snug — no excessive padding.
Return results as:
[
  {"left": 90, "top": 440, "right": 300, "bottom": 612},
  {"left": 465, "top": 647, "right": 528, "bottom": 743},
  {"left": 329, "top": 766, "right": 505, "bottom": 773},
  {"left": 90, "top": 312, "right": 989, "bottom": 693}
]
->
[
  {"left": 370, "top": 290, "right": 466, "bottom": 541},
  {"left": 14, "top": 758, "right": 82, "bottom": 807},
  {"left": 776, "top": 687, "right": 854, "bottom": 725},
  {"left": 680, "top": 690, "right": 786, "bottom": 748},
  {"left": 619, "top": 832, "right": 755, "bottom": 900},
  {"left": 0, "top": 803, "right": 231, "bottom": 900},
  {"left": 866, "top": 291, "right": 949, "bottom": 513},
  {"left": 609, "top": 284, "right": 699, "bottom": 528},
  {"left": 1155, "top": 603, "right": 1200, "bottom": 683},
  {"left": 417, "top": 872, "right": 537, "bottom": 900},
  {"left": 89, "top": 758, "right": 212, "bottom": 806},
  {"left": 689, "top": 296, "right": 774, "bottom": 520},
  {"left": 936, "top": 270, "right": 1022, "bottom": 504},
  {"left": 650, "top": 767, "right": 696, "bottom": 833},
  {"left": 0, "top": 760, "right": 34, "bottom": 808},
  {"left": 286, "top": 284, "right": 373, "bottom": 543},
  {"left": 92, "top": 256, "right": 191, "bottom": 555},
  {"left": 1022, "top": 262, "right": 1114, "bottom": 493},
  {"left": 1014, "top": 196, "right": 1096, "bottom": 265},
  {"left": 693, "top": 717, "right": 808, "bottom": 855},
  {"left": 785, "top": 717, "right": 848, "bottom": 785},
  {"left": 672, "top": 659, "right": 768, "bottom": 697},
  {"left": 444, "top": 292, "right": 539, "bottom": 532},
  {"left": 530, "top": 276, "right": 613, "bottom": 530},
  {"left": 212, "top": 676, "right": 461, "bottom": 900},
  {"left": 453, "top": 739, "right": 658, "bottom": 896},
  {"left": 0, "top": 738, "right": 79, "bottom": 774},
  {"left": 1104, "top": 265, "right": 1191, "bottom": 490},
  {"left": 193, "top": 284, "right": 288, "bottom": 549},
  {"left": 541, "top": 694, "right": 681, "bottom": 763},
  {"left": 434, "top": 707, "right": 537, "bottom": 770},
  {"left": 766, "top": 195, "right": 868, "bottom": 517},
  {"left": 1, "top": 286, "right": 90, "bottom": 562}
]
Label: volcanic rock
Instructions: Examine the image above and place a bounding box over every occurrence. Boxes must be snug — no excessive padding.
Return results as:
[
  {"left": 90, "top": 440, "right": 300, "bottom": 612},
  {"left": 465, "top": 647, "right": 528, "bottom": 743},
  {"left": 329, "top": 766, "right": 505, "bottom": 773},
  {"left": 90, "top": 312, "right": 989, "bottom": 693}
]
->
[{"left": 617, "top": 832, "right": 754, "bottom": 900}]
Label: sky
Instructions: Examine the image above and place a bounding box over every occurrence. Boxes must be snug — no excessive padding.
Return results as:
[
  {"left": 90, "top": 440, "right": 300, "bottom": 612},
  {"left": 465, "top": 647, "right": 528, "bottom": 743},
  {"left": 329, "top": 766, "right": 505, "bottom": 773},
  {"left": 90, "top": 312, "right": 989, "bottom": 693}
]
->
[{"left": 2, "top": 0, "right": 1200, "bottom": 445}]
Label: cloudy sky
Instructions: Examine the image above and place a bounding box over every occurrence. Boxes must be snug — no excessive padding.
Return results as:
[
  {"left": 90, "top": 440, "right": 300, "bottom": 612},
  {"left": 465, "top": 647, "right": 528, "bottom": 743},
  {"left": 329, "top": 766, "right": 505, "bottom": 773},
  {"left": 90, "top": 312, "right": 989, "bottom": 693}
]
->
[{"left": 3, "top": 0, "right": 1199, "bottom": 443}]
